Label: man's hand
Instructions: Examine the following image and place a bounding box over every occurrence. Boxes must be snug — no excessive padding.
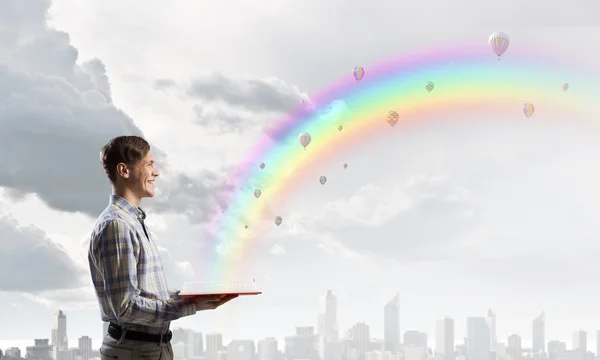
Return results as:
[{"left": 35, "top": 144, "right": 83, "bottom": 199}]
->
[{"left": 192, "top": 294, "right": 239, "bottom": 311}]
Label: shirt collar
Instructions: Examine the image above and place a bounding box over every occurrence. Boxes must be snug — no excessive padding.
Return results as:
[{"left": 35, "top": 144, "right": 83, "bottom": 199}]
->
[{"left": 110, "top": 195, "right": 146, "bottom": 221}]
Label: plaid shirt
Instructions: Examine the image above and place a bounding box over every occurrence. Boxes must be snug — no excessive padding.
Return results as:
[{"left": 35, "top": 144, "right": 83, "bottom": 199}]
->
[{"left": 88, "top": 195, "right": 196, "bottom": 335}]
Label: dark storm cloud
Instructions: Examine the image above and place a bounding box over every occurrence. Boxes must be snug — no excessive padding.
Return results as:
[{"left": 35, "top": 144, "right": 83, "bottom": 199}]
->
[
  {"left": 187, "top": 72, "right": 303, "bottom": 113},
  {"left": 0, "top": 214, "right": 87, "bottom": 292}
]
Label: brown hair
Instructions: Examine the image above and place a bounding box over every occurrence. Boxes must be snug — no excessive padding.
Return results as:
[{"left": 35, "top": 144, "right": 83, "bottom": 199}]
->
[{"left": 100, "top": 136, "right": 150, "bottom": 184}]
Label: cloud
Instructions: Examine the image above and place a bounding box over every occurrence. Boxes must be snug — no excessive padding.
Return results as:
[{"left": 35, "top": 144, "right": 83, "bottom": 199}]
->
[
  {"left": 269, "top": 244, "right": 286, "bottom": 256},
  {"left": 0, "top": 0, "right": 231, "bottom": 225},
  {"left": 0, "top": 213, "right": 87, "bottom": 292},
  {"left": 188, "top": 73, "right": 304, "bottom": 113},
  {"left": 149, "top": 171, "right": 234, "bottom": 226},
  {"left": 317, "top": 174, "right": 481, "bottom": 260},
  {"left": 0, "top": 0, "right": 147, "bottom": 216}
]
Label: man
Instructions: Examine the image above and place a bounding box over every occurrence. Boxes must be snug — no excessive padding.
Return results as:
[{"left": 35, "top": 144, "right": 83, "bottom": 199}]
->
[{"left": 89, "top": 136, "right": 237, "bottom": 360}]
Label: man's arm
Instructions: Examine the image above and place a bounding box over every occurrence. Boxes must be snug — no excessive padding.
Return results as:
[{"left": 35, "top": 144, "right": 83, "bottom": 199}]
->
[{"left": 94, "top": 219, "right": 197, "bottom": 324}]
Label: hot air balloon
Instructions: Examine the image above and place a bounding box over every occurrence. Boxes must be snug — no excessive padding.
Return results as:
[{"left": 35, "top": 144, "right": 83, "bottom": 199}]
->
[
  {"left": 352, "top": 66, "right": 365, "bottom": 82},
  {"left": 319, "top": 176, "right": 327, "bottom": 185},
  {"left": 387, "top": 110, "right": 399, "bottom": 126},
  {"left": 298, "top": 132, "right": 311, "bottom": 149},
  {"left": 425, "top": 81, "right": 434, "bottom": 93},
  {"left": 343, "top": 163, "right": 348, "bottom": 169},
  {"left": 244, "top": 225, "right": 248, "bottom": 229},
  {"left": 488, "top": 32, "right": 510, "bottom": 59},
  {"left": 523, "top": 103, "right": 535, "bottom": 118},
  {"left": 562, "top": 83, "right": 569, "bottom": 91},
  {"left": 337, "top": 124, "right": 343, "bottom": 131},
  {"left": 274, "top": 216, "right": 282, "bottom": 226},
  {"left": 254, "top": 189, "right": 261, "bottom": 198},
  {"left": 259, "top": 162, "right": 265, "bottom": 169}
]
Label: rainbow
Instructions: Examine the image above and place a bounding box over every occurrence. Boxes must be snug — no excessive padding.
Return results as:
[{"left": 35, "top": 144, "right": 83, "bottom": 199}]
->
[{"left": 202, "top": 40, "right": 600, "bottom": 280}]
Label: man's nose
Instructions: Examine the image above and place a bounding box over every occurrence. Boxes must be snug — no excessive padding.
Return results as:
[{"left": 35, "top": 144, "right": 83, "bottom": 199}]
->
[{"left": 153, "top": 169, "right": 160, "bottom": 177}]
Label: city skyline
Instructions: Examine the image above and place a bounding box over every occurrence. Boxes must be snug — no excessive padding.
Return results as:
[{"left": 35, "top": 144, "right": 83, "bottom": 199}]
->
[{"left": 3, "top": 290, "right": 600, "bottom": 357}]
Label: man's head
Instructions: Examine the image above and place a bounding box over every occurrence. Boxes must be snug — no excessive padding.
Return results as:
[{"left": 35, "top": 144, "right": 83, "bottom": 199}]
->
[{"left": 100, "top": 136, "right": 160, "bottom": 199}]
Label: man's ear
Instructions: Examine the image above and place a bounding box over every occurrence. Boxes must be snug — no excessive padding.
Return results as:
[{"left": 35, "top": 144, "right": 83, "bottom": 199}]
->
[{"left": 116, "top": 163, "right": 130, "bottom": 179}]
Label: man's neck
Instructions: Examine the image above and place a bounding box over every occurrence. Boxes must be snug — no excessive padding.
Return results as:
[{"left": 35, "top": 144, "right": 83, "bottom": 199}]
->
[{"left": 113, "top": 187, "right": 142, "bottom": 208}]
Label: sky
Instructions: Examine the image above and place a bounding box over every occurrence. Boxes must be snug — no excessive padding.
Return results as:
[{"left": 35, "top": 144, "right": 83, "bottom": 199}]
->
[{"left": 2, "top": 0, "right": 600, "bottom": 353}]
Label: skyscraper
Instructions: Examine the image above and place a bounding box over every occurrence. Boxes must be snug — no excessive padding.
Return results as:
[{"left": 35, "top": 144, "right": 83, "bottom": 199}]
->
[
  {"left": 436, "top": 317, "right": 455, "bottom": 360},
  {"left": 508, "top": 334, "right": 522, "bottom": 360},
  {"left": 532, "top": 312, "right": 545, "bottom": 354},
  {"left": 348, "top": 323, "right": 370, "bottom": 360},
  {"left": 78, "top": 336, "right": 93, "bottom": 360},
  {"left": 188, "top": 331, "right": 204, "bottom": 359},
  {"left": 318, "top": 290, "right": 339, "bottom": 360},
  {"left": 51, "top": 310, "right": 68, "bottom": 351},
  {"left": 596, "top": 331, "right": 600, "bottom": 360},
  {"left": 466, "top": 317, "right": 490, "bottom": 360},
  {"left": 573, "top": 330, "right": 587, "bottom": 352},
  {"left": 487, "top": 309, "right": 497, "bottom": 353},
  {"left": 384, "top": 293, "right": 400, "bottom": 353},
  {"left": 207, "top": 333, "right": 224, "bottom": 360}
]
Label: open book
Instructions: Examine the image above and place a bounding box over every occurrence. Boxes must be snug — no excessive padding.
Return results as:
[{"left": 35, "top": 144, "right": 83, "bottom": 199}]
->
[{"left": 179, "top": 280, "right": 262, "bottom": 297}]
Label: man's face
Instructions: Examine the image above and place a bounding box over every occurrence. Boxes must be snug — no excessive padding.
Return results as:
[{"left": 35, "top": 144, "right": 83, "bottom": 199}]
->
[{"left": 128, "top": 152, "right": 160, "bottom": 198}]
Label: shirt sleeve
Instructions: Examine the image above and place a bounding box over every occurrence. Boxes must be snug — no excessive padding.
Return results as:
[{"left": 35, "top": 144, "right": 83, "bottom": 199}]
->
[{"left": 95, "top": 219, "right": 197, "bottom": 324}]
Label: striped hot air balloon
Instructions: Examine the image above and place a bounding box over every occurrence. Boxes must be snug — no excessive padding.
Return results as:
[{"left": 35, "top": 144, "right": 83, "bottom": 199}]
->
[
  {"left": 352, "top": 66, "right": 365, "bottom": 82},
  {"left": 523, "top": 103, "right": 535, "bottom": 118},
  {"left": 254, "top": 189, "right": 261, "bottom": 199},
  {"left": 319, "top": 176, "right": 327, "bottom": 185},
  {"left": 387, "top": 111, "right": 399, "bottom": 126},
  {"left": 274, "top": 216, "right": 282, "bottom": 226},
  {"left": 425, "top": 81, "right": 434, "bottom": 93},
  {"left": 488, "top": 32, "right": 510, "bottom": 59},
  {"left": 298, "top": 132, "right": 311, "bottom": 149}
]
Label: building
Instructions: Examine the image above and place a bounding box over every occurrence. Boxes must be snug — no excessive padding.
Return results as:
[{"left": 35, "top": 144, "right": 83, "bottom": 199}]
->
[
  {"left": 547, "top": 341, "right": 566, "bottom": 360},
  {"left": 206, "top": 333, "right": 224, "bottom": 360},
  {"left": 318, "top": 290, "right": 339, "bottom": 359},
  {"left": 258, "top": 337, "right": 279, "bottom": 360},
  {"left": 573, "top": 330, "right": 587, "bottom": 353},
  {"left": 532, "top": 312, "right": 545, "bottom": 355},
  {"left": 52, "top": 310, "right": 68, "bottom": 351},
  {"left": 78, "top": 336, "right": 93, "bottom": 360},
  {"left": 188, "top": 331, "right": 204, "bottom": 359},
  {"left": 284, "top": 327, "right": 319, "bottom": 360},
  {"left": 384, "top": 293, "right": 400, "bottom": 353},
  {"left": 4, "top": 348, "right": 21, "bottom": 359},
  {"left": 228, "top": 340, "right": 256, "bottom": 360},
  {"left": 596, "top": 331, "right": 600, "bottom": 360},
  {"left": 436, "top": 317, "right": 455, "bottom": 360},
  {"left": 403, "top": 331, "right": 427, "bottom": 348},
  {"left": 487, "top": 310, "right": 497, "bottom": 355},
  {"left": 348, "top": 323, "right": 371, "bottom": 360},
  {"left": 26, "top": 339, "right": 52, "bottom": 360},
  {"left": 507, "top": 334, "right": 522, "bottom": 360},
  {"left": 466, "top": 317, "right": 490, "bottom": 360}
]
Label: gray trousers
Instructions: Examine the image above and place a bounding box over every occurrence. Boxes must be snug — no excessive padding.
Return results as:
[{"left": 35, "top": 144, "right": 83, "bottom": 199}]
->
[{"left": 100, "top": 333, "right": 174, "bottom": 360}]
